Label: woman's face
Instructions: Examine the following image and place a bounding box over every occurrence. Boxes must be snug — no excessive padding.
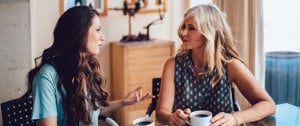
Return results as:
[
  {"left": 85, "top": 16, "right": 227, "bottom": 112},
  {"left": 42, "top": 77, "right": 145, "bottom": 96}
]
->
[
  {"left": 180, "top": 17, "right": 205, "bottom": 50},
  {"left": 87, "top": 15, "right": 104, "bottom": 55}
]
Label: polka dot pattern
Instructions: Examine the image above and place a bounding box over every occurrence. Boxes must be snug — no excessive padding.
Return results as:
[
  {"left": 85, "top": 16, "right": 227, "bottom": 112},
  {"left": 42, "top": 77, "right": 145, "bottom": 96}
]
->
[
  {"left": 1, "top": 97, "right": 35, "bottom": 126},
  {"left": 173, "top": 51, "right": 234, "bottom": 115}
]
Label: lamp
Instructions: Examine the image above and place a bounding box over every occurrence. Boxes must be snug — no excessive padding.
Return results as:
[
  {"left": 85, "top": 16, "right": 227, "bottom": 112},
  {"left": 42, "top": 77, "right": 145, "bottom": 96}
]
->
[
  {"left": 109, "top": 0, "right": 141, "bottom": 42},
  {"left": 109, "top": 0, "right": 165, "bottom": 42},
  {"left": 142, "top": 2, "right": 165, "bottom": 41}
]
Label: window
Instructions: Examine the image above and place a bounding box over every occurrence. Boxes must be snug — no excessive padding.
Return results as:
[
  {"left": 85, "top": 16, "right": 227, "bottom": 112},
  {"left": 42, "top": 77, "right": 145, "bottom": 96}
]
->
[
  {"left": 263, "top": 0, "right": 300, "bottom": 106},
  {"left": 263, "top": 0, "right": 300, "bottom": 52}
]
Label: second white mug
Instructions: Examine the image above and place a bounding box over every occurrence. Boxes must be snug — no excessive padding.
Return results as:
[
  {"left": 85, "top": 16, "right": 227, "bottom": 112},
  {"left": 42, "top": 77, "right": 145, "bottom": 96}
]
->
[{"left": 188, "top": 110, "right": 212, "bottom": 126}]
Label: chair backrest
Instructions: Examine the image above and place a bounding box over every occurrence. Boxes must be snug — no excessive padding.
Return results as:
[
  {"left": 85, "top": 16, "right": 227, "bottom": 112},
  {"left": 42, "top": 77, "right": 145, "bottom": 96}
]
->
[
  {"left": 145, "top": 78, "right": 161, "bottom": 116},
  {"left": 1, "top": 97, "right": 35, "bottom": 126},
  {"left": 1, "top": 97, "right": 118, "bottom": 126},
  {"left": 231, "top": 87, "right": 241, "bottom": 111}
]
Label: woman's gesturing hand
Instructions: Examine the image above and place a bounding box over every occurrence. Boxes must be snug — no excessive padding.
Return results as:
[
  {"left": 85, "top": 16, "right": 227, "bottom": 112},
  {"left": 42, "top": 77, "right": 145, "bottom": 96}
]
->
[{"left": 122, "top": 85, "right": 155, "bottom": 106}]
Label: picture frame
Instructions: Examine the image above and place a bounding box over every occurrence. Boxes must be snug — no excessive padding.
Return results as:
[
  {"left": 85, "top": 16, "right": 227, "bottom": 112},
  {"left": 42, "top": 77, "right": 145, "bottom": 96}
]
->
[
  {"left": 59, "top": 0, "right": 108, "bottom": 16},
  {"left": 126, "top": 0, "right": 167, "bottom": 14}
]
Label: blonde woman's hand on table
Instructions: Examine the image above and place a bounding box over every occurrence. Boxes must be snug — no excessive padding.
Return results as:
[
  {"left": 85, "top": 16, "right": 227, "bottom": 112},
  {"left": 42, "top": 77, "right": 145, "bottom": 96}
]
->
[
  {"left": 210, "top": 112, "right": 238, "bottom": 126},
  {"left": 168, "top": 108, "right": 191, "bottom": 126}
]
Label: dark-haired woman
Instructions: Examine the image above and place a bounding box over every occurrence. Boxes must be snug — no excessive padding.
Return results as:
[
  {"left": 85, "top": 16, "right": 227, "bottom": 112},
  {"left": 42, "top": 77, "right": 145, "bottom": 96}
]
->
[{"left": 25, "top": 6, "right": 153, "bottom": 126}]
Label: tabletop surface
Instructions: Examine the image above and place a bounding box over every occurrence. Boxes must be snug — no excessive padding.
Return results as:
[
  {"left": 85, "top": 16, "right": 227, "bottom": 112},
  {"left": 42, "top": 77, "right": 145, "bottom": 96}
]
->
[{"left": 247, "top": 103, "right": 300, "bottom": 126}]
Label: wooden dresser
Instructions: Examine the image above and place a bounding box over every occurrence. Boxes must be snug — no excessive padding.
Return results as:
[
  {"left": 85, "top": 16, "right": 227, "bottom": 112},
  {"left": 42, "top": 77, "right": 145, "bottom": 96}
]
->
[{"left": 110, "top": 40, "right": 175, "bottom": 126}]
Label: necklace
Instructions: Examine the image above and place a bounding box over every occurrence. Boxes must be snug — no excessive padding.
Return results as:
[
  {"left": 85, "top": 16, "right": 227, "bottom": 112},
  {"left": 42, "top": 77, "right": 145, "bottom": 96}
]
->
[
  {"left": 193, "top": 64, "right": 206, "bottom": 76},
  {"left": 194, "top": 64, "right": 204, "bottom": 71}
]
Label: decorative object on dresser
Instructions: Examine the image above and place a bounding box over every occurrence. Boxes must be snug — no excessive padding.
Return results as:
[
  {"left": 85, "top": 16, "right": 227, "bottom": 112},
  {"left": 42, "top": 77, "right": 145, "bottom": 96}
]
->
[
  {"left": 110, "top": 40, "right": 175, "bottom": 126},
  {"left": 109, "top": 0, "right": 167, "bottom": 42}
]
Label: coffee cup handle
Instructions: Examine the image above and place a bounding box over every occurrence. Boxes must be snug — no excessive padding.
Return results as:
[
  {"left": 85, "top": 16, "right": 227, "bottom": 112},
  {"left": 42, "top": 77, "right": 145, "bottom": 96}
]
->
[
  {"left": 185, "top": 115, "right": 192, "bottom": 126},
  {"left": 186, "top": 120, "right": 191, "bottom": 125},
  {"left": 186, "top": 114, "right": 191, "bottom": 125}
]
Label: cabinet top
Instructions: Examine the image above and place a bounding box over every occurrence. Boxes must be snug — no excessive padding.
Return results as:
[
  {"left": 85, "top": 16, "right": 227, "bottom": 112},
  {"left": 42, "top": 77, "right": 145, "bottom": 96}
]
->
[{"left": 110, "top": 39, "right": 174, "bottom": 47}]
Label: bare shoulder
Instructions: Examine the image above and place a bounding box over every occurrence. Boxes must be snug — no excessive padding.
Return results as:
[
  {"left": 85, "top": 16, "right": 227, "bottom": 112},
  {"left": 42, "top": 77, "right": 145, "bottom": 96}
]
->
[
  {"left": 162, "top": 57, "right": 175, "bottom": 80},
  {"left": 164, "top": 57, "right": 175, "bottom": 67},
  {"left": 227, "top": 58, "right": 248, "bottom": 72},
  {"left": 227, "top": 58, "right": 245, "bottom": 67},
  {"left": 227, "top": 58, "right": 251, "bottom": 81},
  {"left": 166, "top": 57, "right": 175, "bottom": 63}
]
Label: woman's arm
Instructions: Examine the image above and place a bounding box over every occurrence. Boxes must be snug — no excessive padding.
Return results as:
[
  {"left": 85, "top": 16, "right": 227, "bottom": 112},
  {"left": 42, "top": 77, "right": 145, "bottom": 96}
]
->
[
  {"left": 226, "top": 59, "right": 275, "bottom": 124},
  {"left": 156, "top": 57, "right": 190, "bottom": 125},
  {"left": 36, "top": 117, "right": 57, "bottom": 126},
  {"left": 156, "top": 58, "right": 176, "bottom": 124},
  {"left": 101, "top": 100, "right": 123, "bottom": 114},
  {"left": 101, "top": 86, "right": 154, "bottom": 113}
]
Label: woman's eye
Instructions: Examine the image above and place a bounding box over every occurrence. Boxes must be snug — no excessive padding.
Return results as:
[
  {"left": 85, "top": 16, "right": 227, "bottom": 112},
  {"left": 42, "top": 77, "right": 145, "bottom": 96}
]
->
[
  {"left": 96, "top": 26, "right": 102, "bottom": 32},
  {"left": 96, "top": 28, "right": 101, "bottom": 32},
  {"left": 188, "top": 26, "right": 196, "bottom": 30},
  {"left": 181, "top": 25, "right": 186, "bottom": 30}
]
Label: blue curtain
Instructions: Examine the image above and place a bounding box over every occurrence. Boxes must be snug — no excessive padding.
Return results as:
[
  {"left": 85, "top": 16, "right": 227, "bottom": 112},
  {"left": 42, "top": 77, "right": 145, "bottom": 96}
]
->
[{"left": 265, "top": 51, "right": 300, "bottom": 107}]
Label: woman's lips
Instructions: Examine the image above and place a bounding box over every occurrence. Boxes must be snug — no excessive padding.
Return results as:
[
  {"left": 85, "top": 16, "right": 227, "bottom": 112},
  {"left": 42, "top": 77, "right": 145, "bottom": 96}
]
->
[
  {"left": 183, "top": 39, "right": 189, "bottom": 43},
  {"left": 182, "top": 36, "right": 189, "bottom": 42}
]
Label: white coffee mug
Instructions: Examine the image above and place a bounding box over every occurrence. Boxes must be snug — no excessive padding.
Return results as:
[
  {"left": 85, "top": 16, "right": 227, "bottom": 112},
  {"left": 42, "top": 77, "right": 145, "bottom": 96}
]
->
[
  {"left": 132, "top": 116, "right": 155, "bottom": 126},
  {"left": 188, "top": 110, "right": 212, "bottom": 126}
]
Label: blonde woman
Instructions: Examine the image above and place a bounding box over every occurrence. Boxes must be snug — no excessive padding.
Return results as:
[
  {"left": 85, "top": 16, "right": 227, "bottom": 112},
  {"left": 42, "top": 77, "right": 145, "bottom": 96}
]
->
[{"left": 156, "top": 4, "right": 275, "bottom": 126}]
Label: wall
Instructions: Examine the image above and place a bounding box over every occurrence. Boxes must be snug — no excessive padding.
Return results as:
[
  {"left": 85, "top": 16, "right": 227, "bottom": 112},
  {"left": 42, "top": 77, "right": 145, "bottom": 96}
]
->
[
  {"left": 0, "top": 0, "right": 31, "bottom": 124},
  {"left": 30, "top": 0, "right": 59, "bottom": 65},
  {"left": 0, "top": 0, "right": 31, "bottom": 101}
]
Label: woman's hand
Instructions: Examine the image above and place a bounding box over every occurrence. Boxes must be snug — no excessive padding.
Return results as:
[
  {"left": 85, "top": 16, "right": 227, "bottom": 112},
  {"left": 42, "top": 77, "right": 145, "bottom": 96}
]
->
[
  {"left": 168, "top": 108, "right": 191, "bottom": 126},
  {"left": 210, "top": 112, "right": 238, "bottom": 126},
  {"left": 122, "top": 85, "right": 154, "bottom": 106}
]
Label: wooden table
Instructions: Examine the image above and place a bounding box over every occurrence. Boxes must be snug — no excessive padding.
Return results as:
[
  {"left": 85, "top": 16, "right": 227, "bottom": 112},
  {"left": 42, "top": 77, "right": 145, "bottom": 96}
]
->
[{"left": 247, "top": 103, "right": 300, "bottom": 126}]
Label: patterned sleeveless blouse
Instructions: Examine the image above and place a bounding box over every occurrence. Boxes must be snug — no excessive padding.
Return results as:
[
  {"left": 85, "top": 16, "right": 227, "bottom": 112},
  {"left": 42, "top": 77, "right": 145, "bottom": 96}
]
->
[{"left": 173, "top": 51, "right": 235, "bottom": 115}]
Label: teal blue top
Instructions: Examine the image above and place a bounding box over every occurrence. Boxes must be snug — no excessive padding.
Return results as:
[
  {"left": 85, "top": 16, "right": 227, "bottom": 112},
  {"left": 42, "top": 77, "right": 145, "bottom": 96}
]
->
[
  {"left": 173, "top": 51, "right": 235, "bottom": 115},
  {"left": 31, "top": 63, "right": 100, "bottom": 126}
]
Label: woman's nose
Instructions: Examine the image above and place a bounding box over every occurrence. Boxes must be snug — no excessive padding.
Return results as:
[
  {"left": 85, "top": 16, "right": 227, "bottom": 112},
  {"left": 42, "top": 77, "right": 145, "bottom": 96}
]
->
[
  {"left": 100, "top": 34, "right": 105, "bottom": 41},
  {"left": 181, "top": 29, "right": 188, "bottom": 36}
]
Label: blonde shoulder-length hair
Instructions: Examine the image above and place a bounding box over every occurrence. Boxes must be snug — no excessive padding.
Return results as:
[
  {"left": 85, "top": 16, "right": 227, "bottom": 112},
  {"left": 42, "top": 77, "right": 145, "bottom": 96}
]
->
[{"left": 177, "top": 3, "right": 244, "bottom": 87}]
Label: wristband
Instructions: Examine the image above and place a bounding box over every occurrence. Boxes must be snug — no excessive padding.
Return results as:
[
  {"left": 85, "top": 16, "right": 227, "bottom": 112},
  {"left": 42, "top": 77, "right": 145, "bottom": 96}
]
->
[{"left": 231, "top": 112, "right": 239, "bottom": 125}]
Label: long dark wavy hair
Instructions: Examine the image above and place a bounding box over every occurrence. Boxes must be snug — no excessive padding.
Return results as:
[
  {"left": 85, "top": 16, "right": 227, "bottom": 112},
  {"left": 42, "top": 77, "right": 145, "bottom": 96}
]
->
[{"left": 21, "top": 6, "right": 109, "bottom": 125}]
